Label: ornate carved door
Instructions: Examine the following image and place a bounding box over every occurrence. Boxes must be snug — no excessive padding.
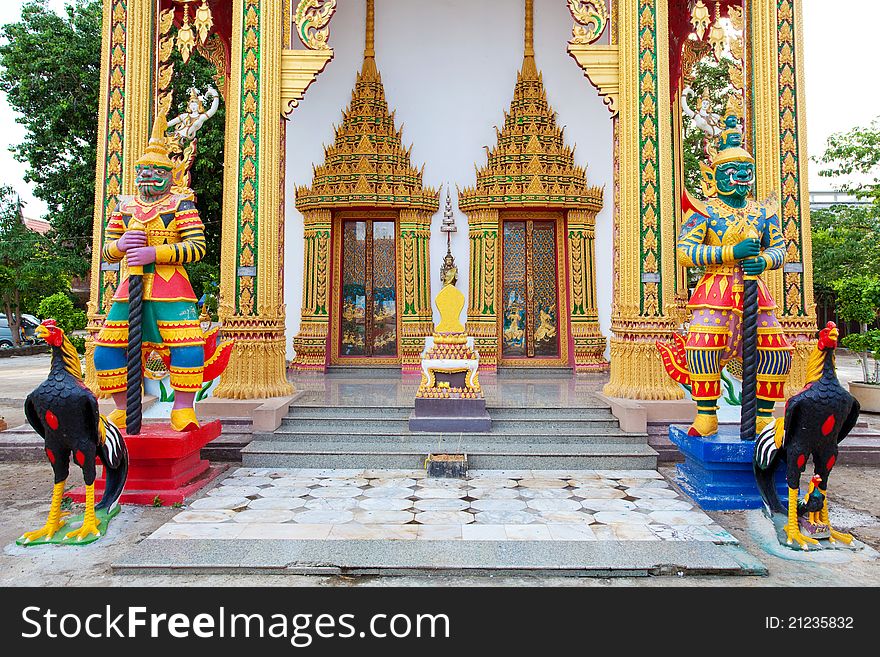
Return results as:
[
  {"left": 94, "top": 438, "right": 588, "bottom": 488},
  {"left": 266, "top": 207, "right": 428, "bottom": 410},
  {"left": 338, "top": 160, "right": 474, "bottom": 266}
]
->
[
  {"left": 338, "top": 219, "right": 398, "bottom": 361},
  {"left": 500, "top": 218, "right": 563, "bottom": 365}
]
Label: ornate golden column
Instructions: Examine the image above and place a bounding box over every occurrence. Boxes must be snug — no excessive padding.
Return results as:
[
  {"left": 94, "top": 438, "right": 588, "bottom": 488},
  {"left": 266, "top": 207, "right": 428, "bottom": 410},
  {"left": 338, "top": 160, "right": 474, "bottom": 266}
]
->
[
  {"left": 399, "top": 209, "right": 436, "bottom": 369},
  {"left": 465, "top": 209, "right": 501, "bottom": 369},
  {"left": 602, "top": 0, "right": 682, "bottom": 400},
  {"left": 85, "top": 0, "right": 156, "bottom": 394},
  {"left": 292, "top": 208, "right": 332, "bottom": 369},
  {"left": 750, "top": 0, "right": 817, "bottom": 395},
  {"left": 568, "top": 209, "right": 608, "bottom": 371},
  {"left": 215, "top": 0, "right": 293, "bottom": 399}
]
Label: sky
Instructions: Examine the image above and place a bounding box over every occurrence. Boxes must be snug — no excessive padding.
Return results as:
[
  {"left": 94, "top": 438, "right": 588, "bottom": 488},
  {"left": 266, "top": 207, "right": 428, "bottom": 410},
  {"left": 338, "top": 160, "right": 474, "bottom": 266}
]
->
[{"left": 0, "top": 0, "right": 873, "bottom": 219}]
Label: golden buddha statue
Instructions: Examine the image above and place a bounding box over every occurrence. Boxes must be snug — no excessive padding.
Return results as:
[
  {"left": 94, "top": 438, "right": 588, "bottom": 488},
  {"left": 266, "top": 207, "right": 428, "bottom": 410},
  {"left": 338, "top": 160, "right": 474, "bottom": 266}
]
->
[{"left": 434, "top": 265, "right": 466, "bottom": 342}]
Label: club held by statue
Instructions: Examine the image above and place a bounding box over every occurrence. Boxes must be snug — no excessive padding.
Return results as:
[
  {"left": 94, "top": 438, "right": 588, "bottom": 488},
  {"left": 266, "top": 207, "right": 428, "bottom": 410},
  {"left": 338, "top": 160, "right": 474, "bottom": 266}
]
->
[
  {"left": 126, "top": 218, "right": 145, "bottom": 435},
  {"left": 739, "top": 231, "right": 760, "bottom": 443}
]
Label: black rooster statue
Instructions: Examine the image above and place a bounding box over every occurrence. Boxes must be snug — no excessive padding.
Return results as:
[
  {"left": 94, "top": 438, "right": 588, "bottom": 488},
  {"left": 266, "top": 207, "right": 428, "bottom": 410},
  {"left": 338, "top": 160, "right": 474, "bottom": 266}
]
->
[
  {"left": 753, "top": 322, "right": 859, "bottom": 550},
  {"left": 18, "top": 320, "right": 128, "bottom": 546}
]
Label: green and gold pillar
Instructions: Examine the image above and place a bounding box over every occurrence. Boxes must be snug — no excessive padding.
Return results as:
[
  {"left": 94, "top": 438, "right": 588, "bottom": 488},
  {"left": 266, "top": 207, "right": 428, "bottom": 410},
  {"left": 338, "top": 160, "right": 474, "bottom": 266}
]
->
[
  {"left": 603, "top": 0, "right": 682, "bottom": 399},
  {"left": 751, "top": 0, "right": 817, "bottom": 395},
  {"left": 399, "top": 209, "right": 435, "bottom": 369},
  {"left": 292, "top": 209, "right": 332, "bottom": 369},
  {"left": 465, "top": 209, "right": 501, "bottom": 369},
  {"left": 568, "top": 209, "right": 608, "bottom": 372},
  {"left": 215, "top": 0, "right": 292, "bottom": 399}
]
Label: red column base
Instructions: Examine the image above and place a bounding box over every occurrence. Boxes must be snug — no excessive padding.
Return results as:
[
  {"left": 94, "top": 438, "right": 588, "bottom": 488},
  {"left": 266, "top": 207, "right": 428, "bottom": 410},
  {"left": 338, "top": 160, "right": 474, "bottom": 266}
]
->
[{"left": 69, "top": 420, "right": 227, "bottom": 506}]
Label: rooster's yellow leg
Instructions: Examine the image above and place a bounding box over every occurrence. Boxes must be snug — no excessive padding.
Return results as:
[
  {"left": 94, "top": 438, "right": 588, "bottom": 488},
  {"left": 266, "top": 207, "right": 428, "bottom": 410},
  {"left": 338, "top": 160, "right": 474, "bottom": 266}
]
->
[
  {"left": 65, "top": 484, "right": 101, "bottom": 541},
  {"left": 819, "top": 489, "right": 853, "bottom": 545},
  {"left": 783, "top": 486, "right": 818, "bottom": 549},
  {"left": 20, "top": 481, "right": 69, "bottom": 542}
]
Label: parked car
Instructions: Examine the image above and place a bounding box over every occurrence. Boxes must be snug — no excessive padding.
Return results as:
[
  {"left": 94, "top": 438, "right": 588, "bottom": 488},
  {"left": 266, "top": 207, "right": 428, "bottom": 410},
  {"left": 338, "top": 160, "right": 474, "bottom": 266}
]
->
[{"left": 0, "top": 313, "right": 43, "bottom": 347}]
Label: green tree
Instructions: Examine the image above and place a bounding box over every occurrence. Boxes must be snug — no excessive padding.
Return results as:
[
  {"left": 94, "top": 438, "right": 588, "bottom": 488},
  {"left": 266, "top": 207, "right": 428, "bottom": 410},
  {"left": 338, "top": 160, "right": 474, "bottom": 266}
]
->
[
  {"left": 0, "top": 0, "right": 224, "bottom": 283},
  {"left": 0, "top": 0, "right": 101, "bottom": 270},
  {"left": 0, "top": 185, "right": 69, "bottom": 345},
  {"left": 811, "top": 204, "right": 880, "bottom": 292},
  {"left": 817, "top": 118, "right": 880, "bottom": 204}
]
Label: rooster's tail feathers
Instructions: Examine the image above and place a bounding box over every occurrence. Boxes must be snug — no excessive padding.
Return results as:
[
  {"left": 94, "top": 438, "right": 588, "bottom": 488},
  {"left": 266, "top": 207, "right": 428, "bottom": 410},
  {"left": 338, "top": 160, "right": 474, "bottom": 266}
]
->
[
  {"left": 753, "top": 417, "right": 786, "bottom": 515},
  {"left": 754, "top": 417, "right": 784, "bottom": 470},
  {"left": 96, "top": 415, "right": 128, "bottom": 512}
]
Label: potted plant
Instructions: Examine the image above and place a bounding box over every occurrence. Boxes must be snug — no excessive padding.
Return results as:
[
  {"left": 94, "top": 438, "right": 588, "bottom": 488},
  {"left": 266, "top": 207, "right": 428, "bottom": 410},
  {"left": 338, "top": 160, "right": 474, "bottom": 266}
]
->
[{"left": 834, "top": 275, "right": 880, "bottom": 411}]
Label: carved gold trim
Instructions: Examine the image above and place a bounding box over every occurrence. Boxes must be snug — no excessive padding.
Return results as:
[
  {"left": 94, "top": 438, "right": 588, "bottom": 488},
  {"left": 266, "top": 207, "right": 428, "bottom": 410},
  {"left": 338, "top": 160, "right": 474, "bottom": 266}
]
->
[
  {"left": 280, "top": 49, "right": 334, "bottom": 116},
  {"left": 568, "top": 208, "right": 608, "bottom": 371},
  {"left": 567, "top": 44, "right": 619, "bottom": 117},
  {"left": 294, "top": 0, "right": 336, "bottom": 50},
  {"left": 568, "top": 0, "right": 609, "bottom": 45}
]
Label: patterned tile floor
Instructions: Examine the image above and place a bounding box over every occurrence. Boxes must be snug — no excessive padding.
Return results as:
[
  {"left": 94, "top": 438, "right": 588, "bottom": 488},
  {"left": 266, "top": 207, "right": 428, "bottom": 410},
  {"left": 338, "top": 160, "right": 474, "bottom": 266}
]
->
[{"left": 148, "top": 468, "right": 738, "bottom": 544}]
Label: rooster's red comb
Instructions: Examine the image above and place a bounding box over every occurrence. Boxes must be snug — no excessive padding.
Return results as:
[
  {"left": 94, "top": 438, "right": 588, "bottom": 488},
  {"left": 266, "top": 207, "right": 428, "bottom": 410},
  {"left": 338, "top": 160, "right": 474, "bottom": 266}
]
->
[
  {"left": 41, "top": 319, "right": 57, "bottom": 328},
  {"left": 817, "top": 321, "right": 838, "bottom": 351}
]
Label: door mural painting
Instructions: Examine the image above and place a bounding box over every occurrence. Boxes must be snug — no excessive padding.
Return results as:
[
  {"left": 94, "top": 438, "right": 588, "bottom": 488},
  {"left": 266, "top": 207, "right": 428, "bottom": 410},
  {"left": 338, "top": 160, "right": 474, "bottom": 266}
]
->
[
  {"left": 340, "top": 220, "right": 398, "bottom": 359},
  {"left": 501, "top": 219, "right": 560, "bottom": 361}
]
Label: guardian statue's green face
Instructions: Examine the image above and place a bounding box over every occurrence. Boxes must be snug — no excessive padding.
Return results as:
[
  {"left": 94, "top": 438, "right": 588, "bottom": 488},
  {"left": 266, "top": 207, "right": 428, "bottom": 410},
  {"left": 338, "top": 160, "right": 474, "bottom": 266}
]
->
[
  {"left": 715, "top": 160, "right": 754, "bottom": 204},
  {"left": 135, "top": 164, "right": 173, "bottom": 199}
]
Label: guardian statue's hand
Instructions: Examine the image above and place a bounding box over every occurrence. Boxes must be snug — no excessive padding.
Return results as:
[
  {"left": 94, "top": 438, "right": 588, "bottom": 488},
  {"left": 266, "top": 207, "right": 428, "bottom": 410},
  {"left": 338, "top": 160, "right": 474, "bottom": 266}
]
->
[
  {"left": 117, "top": 230, "right": 147, "bottom": 253},
  {"left": 741, "top": 256, "right": 767, "bottom": 276},
  {"left": 732, "top": 238, "right": 760, "bottom": 260}
]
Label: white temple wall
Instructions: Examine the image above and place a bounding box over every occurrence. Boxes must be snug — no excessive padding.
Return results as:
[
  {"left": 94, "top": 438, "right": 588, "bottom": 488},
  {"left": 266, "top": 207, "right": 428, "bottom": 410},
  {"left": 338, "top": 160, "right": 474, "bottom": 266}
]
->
[{"left": 284, "top": 0, "right": 614, "bottom": 361}]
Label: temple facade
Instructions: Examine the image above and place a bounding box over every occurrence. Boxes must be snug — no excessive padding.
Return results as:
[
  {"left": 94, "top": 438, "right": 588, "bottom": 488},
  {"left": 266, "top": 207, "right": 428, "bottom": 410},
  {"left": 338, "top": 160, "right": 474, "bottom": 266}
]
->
[{"left": 85, "top": 0, "right": 817, "bottom": 401}]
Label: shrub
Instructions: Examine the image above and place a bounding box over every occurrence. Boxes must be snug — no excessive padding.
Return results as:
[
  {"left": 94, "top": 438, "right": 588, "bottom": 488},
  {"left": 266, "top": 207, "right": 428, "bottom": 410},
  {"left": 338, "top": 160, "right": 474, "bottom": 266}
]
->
[
  {"left": 36, "top": 293, "right": 86, "bottom": 336},
  {"left": 68, "top": 335, "right": 86, "bottom": 355},
  {"left": 832, "top": 276, "right": 880, "bottom": 328},
  {"left": 841, "top": 328, "right": 880, "bottom": 384}
]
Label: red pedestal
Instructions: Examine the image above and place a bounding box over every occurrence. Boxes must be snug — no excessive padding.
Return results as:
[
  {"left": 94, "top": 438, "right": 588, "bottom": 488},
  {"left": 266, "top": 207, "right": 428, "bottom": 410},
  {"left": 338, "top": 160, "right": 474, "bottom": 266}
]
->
[{"left": 70, "top": 420, "right": 225, "bottom": 506}]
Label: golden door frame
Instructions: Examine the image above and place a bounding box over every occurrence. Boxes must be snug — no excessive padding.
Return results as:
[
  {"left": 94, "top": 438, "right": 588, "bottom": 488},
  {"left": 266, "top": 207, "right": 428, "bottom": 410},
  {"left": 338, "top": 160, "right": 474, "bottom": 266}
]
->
[
  {"left": 497, "top": 210, "right": 571, "bottom": 368},
  {"left": 329, "top": 209, "right": 403, "bottom": 366}
]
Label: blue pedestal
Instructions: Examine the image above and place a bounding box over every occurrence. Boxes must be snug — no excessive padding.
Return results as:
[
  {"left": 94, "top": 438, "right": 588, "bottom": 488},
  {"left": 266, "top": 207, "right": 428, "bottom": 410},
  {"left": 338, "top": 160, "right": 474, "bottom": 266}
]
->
[{"left": 669, "top": 425, "right": 787, "bottom": 511}]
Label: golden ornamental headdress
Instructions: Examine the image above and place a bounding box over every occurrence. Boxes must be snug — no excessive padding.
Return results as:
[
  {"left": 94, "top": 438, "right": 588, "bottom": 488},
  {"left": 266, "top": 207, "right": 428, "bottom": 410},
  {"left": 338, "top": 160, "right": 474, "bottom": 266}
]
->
[{"left": 135, "top": 111, "right": 174, "bottom": 169}]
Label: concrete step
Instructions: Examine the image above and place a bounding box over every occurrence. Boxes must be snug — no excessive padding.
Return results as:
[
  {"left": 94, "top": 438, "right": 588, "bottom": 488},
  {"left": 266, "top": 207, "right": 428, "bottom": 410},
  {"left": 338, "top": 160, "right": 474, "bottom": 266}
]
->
[
  {"left": 487, "top": 406, "right": 614, "bottom": 418},
  {"left": 284, "top": 405, "right": 617, "bottom": 422},
  {"left": 278, "top": 417, "right": 622, "bottom": 434},
  {"left": 649, "top": 422, "right": 880, "bottom": 465},
  {"left": 0, "top": 418, "right": 253, "bottom": 462},
  {"left": 242, "top": 439, "right": 658, "bottom": 470},
  {"left": 114, "top": 539, "right": 766, "bottom": 577},
  {"left": 286, "top": 405, "right": 412, "bottom": 419},
  {"left": 202, "top": 418, "right": 253, "bottom": 462},
  {"left": 256, "top": 429, "right": 648, "bottom": 444}
]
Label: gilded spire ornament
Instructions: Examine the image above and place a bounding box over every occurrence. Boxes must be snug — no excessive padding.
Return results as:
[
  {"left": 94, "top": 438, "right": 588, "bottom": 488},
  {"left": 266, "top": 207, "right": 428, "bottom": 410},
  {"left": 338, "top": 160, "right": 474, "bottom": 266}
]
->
[
  {"left": 295, "top": 0, "right": 437, "bottom": 212},
  {"left": 459, "top": 0, "right": 602, "bottom": 212}
]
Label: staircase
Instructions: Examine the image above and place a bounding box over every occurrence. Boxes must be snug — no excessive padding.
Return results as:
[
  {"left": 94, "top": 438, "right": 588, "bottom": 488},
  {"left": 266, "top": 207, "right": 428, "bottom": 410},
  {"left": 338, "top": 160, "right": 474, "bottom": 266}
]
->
[{"left": 242, "top": 401, "right": 657, "bottom": 470}]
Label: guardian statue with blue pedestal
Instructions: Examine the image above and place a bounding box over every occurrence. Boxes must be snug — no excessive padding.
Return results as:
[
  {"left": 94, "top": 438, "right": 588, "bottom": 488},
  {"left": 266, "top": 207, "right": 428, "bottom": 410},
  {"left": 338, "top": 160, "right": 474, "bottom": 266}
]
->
[{"left": 656, "top": 97, "right": 793, "bottom": 510}]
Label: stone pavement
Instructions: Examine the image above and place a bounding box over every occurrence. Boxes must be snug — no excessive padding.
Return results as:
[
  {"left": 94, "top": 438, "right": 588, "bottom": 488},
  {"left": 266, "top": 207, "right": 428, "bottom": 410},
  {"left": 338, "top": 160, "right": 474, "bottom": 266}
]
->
[
  {"left": 5, "top": 463, "right": 879, "bottom": 584},
  {"left": 149, "top": 467, "right": 737, "bottom": 544}
]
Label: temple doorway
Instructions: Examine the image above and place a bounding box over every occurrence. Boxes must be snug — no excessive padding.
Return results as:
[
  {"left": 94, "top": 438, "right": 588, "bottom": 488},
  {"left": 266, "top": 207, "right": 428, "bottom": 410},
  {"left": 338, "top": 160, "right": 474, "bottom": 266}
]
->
[
  {"left": 335, "top": 216, "right": 399, "bottom": 364},
  {"left": 499, "top": 213, "right": 567, "bottom": 367}
]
